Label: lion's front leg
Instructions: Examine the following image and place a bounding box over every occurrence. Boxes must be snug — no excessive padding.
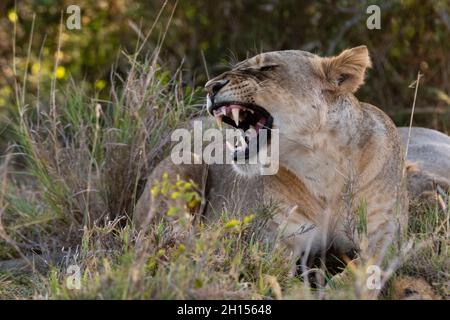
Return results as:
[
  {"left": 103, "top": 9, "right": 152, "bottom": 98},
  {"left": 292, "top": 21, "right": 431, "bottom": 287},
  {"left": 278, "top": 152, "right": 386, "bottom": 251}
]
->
[{"left": 326, "top": 193, "right": 407, "bottom": 298}]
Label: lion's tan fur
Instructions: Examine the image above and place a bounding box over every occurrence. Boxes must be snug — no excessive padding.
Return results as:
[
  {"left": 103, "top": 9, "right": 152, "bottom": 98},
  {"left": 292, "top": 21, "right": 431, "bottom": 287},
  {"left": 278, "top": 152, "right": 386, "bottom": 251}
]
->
[
  {"left": 312, "top": 45, "right": 373, "bottom": 93},
  {"left": 135, "top": 46, "right": 410, "bottom": 265},
  {"left": 392, "top": 276, "right": 441, "bottom": 300}
]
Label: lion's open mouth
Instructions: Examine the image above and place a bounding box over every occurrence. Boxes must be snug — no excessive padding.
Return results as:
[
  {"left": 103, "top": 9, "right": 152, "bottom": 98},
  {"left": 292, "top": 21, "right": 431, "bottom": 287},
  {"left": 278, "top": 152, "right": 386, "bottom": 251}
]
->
[{"left": 208, "top": 102, "right": 273, "bottom": 160}]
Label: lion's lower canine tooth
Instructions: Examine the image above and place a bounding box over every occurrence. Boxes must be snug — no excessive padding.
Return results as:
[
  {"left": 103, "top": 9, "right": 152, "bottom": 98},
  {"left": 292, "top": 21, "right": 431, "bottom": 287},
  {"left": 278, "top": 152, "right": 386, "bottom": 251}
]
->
[
  {"left": 239, "top": 132, "right": 247, "bottom": 148},
  {"left": 206, "top": 94, "right": 212, "bottom": 109},
  {"left": 215, "top": 115, "right": 222, "bottom": 129},
  {"left": 226, "top": 141, "right": 234, "bottom": 151},
  {"left": 231, "top": 108, "right": 240, "bottom": 126}
]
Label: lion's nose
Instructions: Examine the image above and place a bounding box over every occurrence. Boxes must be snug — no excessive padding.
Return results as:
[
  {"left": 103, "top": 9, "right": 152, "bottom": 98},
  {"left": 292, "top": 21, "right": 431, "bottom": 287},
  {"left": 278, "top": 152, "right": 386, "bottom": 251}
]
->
[{"left": 204, "top": 79, "right": 229, "bottom": 97}]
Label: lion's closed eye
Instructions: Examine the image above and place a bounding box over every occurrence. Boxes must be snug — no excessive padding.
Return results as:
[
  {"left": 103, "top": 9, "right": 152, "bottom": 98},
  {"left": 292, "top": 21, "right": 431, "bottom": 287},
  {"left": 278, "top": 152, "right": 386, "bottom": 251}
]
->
[
  {"left": 238, "top": 64, "right": 278, "bottom": 73},
  {"left": 258, "top": 64, "right": 278, "bottom": 72}
]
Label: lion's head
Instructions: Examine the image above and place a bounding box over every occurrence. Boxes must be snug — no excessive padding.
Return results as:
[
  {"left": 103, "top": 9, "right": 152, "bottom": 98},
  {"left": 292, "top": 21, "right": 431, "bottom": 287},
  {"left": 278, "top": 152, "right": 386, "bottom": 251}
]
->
[{"left": 205, "top": 46, "right": 372, "bottom": 175}]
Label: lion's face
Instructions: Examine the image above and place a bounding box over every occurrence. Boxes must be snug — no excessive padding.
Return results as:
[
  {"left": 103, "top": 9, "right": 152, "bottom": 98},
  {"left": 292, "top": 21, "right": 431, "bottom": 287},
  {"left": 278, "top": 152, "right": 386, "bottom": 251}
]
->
[{"left": 205, "top": 46, "right": 371, "bottom": 174}]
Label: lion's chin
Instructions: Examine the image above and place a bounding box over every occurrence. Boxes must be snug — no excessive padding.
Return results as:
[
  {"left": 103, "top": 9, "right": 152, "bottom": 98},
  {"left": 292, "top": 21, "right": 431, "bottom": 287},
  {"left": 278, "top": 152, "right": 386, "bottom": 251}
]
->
[{"left": 231, "top": 142, "right": 278, "bottom": 177}]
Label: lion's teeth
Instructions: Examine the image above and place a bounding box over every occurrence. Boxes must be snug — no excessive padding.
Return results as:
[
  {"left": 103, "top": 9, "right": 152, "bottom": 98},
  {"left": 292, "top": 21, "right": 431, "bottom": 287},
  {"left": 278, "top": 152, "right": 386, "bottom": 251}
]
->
[
  {"left": 239, "top": 134, "right": 247, "bottom": 149},
  {"left": 206, "top": 94, "right": 212, "bottom": 109},
  {"left": 231, "top": 108, "right": 240, "bottom": 126},
  {"left": 220, "top": 107, "right": 227, "bottom": 116},
  {"left": 215, "top": 115, "right": 222, "bottom": 129},
  {"left": 246, "top": 127, "right": 257, "bottom": 139},
  {"left": 226, "top": 141, "right": 234, "bottom": 152}
]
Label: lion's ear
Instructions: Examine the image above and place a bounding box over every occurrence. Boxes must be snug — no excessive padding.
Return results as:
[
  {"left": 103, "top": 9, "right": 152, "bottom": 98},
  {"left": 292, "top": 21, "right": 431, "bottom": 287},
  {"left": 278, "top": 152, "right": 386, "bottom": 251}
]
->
[{"left": 314, "top": 45, "right": 372, "bottom": 93}]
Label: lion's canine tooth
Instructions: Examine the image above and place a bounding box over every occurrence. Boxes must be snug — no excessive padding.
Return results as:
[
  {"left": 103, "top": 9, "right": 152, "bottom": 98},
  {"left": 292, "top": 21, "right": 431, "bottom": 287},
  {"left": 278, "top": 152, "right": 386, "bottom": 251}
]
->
[
  {"left": 226, "top": 141, "right": 234, "bottom": 152},
  {"left": 239, "top": 134, "right": 247, "bottom": 149},
  {"left": 215, "top": 115, "right": 223, "bottom": 129},
  {"left": 206, "top": 94, "right": 212, "bottom": 109},
  {"left": 231, "top": 108, "right": 240, "bottom": 126},
  {"left": 246, "top": 128, "right": 257, "bottom": 139},
  {"left": 241, "top": 137, "right": 247, "bottom": 150}
]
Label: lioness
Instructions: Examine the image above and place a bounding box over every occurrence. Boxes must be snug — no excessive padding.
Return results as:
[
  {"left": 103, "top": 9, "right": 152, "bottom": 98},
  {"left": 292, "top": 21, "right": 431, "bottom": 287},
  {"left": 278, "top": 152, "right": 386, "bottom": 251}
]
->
[
  {"left": 399, "top": 127, "right": 450, "bottom": 204},
  {"left": 135, "top": 46, "right": 408, "bottom": 269}
]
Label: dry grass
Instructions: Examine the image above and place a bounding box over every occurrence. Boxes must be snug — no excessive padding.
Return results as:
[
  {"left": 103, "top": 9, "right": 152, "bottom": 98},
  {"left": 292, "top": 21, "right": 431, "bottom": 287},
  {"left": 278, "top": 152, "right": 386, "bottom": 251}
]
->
[{"left": 0, "top": 15, "right": 448, "bottom": 300}]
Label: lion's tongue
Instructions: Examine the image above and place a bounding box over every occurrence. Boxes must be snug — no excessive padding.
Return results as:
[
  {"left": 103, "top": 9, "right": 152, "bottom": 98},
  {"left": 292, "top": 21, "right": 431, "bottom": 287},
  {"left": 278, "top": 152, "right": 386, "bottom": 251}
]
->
[{"left": 254, "top": 117, "right": 267, "bottom": 132}]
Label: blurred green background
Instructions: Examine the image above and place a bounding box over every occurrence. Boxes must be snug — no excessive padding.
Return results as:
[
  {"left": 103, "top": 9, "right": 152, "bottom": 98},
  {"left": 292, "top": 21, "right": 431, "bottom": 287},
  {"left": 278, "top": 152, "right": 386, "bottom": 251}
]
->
[{"left": 1, "top": 0, "right": 449, "bottom": 152}]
